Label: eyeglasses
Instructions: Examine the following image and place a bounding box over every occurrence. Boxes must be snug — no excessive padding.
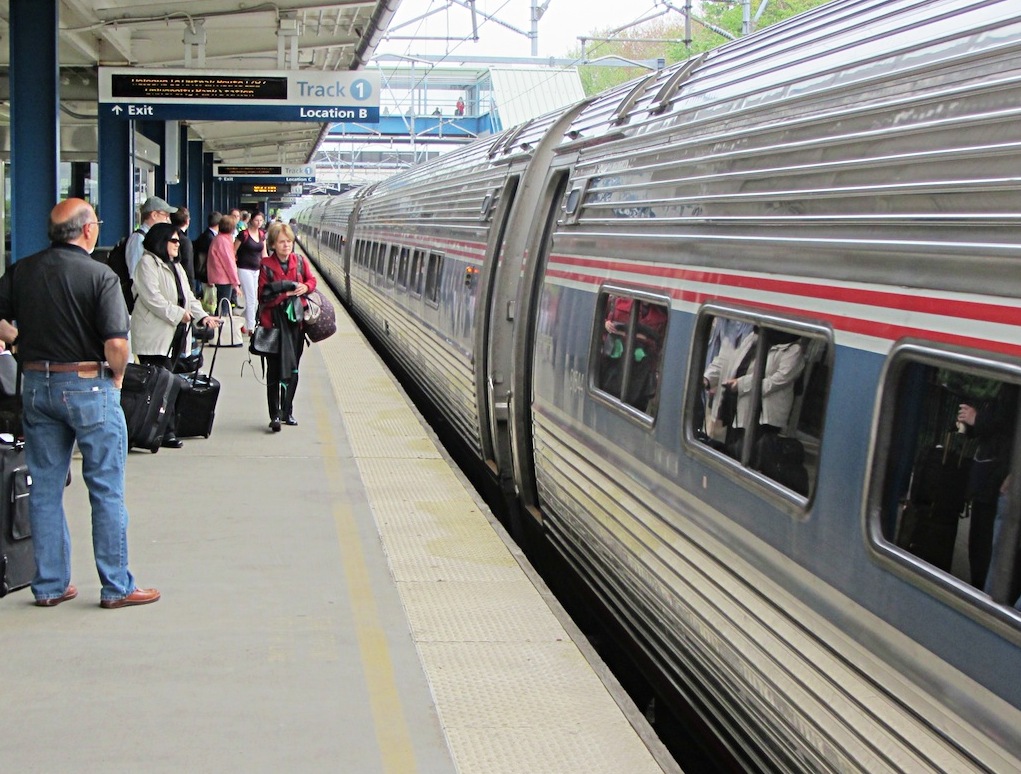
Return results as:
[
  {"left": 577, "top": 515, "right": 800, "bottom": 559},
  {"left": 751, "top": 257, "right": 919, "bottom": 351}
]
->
[
  {"left": 86, "top": 220, "right": 103, "bottom": 228},
  {"left": 168, "top": 238, "right": 181, "bottom": 244}
]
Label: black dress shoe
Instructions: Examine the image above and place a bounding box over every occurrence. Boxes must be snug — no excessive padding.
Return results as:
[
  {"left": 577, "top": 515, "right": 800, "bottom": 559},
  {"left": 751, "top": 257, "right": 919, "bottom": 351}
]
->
[
  {"left": 285, "top": 415, "right": 298, "bottom": 426},
  {"left": 269, "top": 418, "right": 281, "bottom": 432},
  {"left": 161, "top": 434, "right": 184, "bottom": 449}
]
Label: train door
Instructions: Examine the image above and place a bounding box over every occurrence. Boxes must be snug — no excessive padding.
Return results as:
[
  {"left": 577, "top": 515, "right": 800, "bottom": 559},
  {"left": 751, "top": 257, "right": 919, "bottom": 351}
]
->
[
  {"left": 476, "top": 176, "right": 520, "bottom": 476},
  {"left": 508, "top": 170, "right": 571, "bottom": 522}
]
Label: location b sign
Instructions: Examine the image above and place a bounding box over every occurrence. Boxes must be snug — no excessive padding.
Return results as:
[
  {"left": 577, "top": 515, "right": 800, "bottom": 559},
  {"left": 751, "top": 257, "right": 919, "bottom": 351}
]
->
[{"left": 99, "top": 68, "right": 381, "bottom": 123}]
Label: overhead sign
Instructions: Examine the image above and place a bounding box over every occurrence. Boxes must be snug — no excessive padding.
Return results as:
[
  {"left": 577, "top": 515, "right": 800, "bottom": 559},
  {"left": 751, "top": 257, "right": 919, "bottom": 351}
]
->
[
  {"left": 214, "top": 165, "right": 315, "bottom": 184},
  {"left": 99, "top": 68, "right": 380, "bottom": 122},
  {"left": 239, "top": 183, "right": 299, "bottom": 196}
]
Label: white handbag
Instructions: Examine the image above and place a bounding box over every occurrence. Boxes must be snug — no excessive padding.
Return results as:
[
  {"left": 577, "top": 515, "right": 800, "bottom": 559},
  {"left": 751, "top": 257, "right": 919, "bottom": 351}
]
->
[{"left": 207, "top": 298, "right": 244, "bottom": 348}]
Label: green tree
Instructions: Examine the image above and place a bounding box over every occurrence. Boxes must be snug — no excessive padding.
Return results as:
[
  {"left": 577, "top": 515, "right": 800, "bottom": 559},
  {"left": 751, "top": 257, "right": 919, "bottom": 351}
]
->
[
  {"left": 573, "top": 0, "right": 832, "bottom": 96},
  {"left": 572, "top": 19, "right": 686, "bottom": 97}
]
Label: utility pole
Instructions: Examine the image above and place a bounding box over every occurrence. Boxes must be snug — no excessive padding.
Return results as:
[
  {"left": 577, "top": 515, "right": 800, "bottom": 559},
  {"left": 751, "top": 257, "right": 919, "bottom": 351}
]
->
[{"left": 530, "top": 0, "right": 553, "bottom": 57}]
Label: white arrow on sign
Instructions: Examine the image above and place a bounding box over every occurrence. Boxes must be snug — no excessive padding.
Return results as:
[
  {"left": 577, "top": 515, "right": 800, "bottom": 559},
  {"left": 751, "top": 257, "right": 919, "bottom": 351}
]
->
[{"left": 112, "top": 105, "right": 123, "bottom": 115}]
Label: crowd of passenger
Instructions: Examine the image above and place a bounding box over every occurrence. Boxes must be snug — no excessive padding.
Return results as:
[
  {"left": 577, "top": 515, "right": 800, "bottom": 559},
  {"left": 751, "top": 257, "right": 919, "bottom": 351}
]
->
[
  {"left": 118, "top": 198, "right": 317, "bottom": 439},
  {"left": 0, "top": 196, "right": 320, "bottom": 609}
]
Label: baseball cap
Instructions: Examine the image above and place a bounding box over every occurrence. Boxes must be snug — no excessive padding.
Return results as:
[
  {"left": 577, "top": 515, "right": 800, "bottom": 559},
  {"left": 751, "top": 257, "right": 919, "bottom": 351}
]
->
[{"left": 140, "top": 196, "right": 177, "bottom": 214}]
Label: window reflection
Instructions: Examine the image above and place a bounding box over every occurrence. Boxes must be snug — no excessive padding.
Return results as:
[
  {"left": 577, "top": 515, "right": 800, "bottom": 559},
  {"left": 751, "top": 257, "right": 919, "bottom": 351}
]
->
[
  {"left": 594, "top": 291, "right": 669, "bottom": 417},
  {"left": 693, "top": 312, "right": 830, "bottom": 497},
  {"left": 882, "top": 357, "right": 1019, "bottom": 604}
]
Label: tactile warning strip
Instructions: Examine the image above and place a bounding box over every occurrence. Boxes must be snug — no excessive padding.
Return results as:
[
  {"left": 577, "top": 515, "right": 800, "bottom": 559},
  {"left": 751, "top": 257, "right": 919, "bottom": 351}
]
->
[{"left": 317, "top": 299, "right": 667, "bottom": 773}]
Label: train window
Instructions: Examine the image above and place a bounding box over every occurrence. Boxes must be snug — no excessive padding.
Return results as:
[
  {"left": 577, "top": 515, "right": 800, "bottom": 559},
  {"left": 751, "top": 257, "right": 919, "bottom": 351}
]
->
[
  {"left": 396, "top": 247, "right": 410, "bottom": 290},
  {"left": 409, "top": 250, "right": 424, "bottom": 297},
  {"left": 385, "top": 245, "right": 398, "bottom": 286},
  {"left": 870, "top": 346, "right": 1020, "bottom": 606},
  {"left": 690, "top": 310, "right": 831, "bottom": 499},
  {"left": 425, "top": 253, "right": 443, "bottom": 307},
  {"left": 590, "top": 289, "right": 669, "bottom": 419}
]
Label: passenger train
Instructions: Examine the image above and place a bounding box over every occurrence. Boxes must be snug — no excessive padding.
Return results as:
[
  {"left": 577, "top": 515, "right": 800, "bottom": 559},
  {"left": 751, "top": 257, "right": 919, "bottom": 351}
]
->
[{"left": 293, "top": 1, "right": 1021, "bottom": 769}]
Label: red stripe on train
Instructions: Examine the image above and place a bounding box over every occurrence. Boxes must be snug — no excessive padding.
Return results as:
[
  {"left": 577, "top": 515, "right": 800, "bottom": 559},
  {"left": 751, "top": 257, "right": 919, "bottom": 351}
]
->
[
  {"left": 549, "top": 255, "right": 1021, "bottom": 326},
  {"left": 546, "top": 268, "right": 1021, "bottom": 358}
]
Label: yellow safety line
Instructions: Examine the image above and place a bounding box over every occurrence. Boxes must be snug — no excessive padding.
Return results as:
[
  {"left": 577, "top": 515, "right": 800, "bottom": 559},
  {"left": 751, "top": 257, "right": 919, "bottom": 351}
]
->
[{"left": 312, "top": 378, "right": 417, "bottom": 773}]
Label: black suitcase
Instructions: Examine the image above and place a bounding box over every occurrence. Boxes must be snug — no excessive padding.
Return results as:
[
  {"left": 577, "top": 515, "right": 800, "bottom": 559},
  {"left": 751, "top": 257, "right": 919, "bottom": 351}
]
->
[
  {"left": 0, "top": 441, "right": 33, "bottom": 597},
  {"left": 895, "top": 436, "right": 971, "bottom": 572},
  {"left": 176, "top": 373, "right": 220, "bottom": 438},
  {"left": 120, "top": 362, "right": 180, "bottom": 453},
  {"left": 174, "top": 322, "right": 223, "bottom": 438}
]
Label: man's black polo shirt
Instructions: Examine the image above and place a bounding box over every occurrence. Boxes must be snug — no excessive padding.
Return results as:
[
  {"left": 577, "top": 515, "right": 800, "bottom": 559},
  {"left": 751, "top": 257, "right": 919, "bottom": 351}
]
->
[{"left": 0, "top": 242, "right": 129, "bottom": 363}]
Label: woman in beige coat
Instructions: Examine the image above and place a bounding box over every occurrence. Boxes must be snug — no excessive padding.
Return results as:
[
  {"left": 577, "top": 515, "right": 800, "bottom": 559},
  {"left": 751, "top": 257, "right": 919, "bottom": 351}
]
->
[{"left": 130, "top": 222, "right": 220, "bottom": 447}]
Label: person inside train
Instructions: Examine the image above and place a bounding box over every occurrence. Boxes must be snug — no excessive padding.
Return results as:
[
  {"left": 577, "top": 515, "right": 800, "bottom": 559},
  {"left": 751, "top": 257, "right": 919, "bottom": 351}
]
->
[
  {"left": 130, "top": 223, "right": 222, "bottom": 449},
  {"left": 884, "top": 363, "right": 1021, "bottom": 596},
  {"left": 597, "top": 295, "right": 668, "bottom": 413},
  {"left": 956, "top": 380, "right": 1017, "bottom": 590},
  {"left": 631, "top": 301, "right": 668, "bottom": 412},
  {"left": 701, "top": 317, "right": 756, "bottom": 444},
  {"left": 703, "top": 325, "right": 805, "bottom": 466},
  {"left": 258, "top": 221, "right": 316, "bottom": 432}
]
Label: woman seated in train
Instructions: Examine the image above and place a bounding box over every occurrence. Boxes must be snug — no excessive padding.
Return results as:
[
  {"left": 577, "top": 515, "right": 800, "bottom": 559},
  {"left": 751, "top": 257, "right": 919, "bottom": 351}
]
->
[
  {"left": 130, "top": 222, "right": 222, "bottom": 448},
  {"left": 257, "top": 221, "right": 316, "bottom": 433},
  {"left": 629, "top": 302, "right": 668, "bottom": 412},
  {"left": 597, "top": 296, "right": 668, "bottom": 413},
  {"left": 597, "top": 295, "right": 633, "bottom": 397},
  {"left": 704, "top": 327, "right": 805, "bottom": 466}
]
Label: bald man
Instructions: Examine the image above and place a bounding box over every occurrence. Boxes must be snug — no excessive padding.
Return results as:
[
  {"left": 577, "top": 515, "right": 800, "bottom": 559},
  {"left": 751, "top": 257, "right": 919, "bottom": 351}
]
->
[{"left": 0, "top": 198, "right": 160, "bottom": 609}]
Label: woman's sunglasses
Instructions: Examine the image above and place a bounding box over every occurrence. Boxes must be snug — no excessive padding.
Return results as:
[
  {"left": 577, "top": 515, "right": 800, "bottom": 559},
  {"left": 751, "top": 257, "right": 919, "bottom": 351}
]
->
[{"left": 168, "top": 238, "right": 181, "bottom": 244}]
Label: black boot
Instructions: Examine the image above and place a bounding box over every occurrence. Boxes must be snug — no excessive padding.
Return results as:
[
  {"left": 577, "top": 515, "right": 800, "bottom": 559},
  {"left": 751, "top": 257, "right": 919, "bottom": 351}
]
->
[{"left": 269, "top": 417, "right": 281, "bottom": 433}]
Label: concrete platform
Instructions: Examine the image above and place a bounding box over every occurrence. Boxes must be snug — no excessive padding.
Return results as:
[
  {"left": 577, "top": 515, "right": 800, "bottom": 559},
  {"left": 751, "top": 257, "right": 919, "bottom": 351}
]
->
[{"left": 0, "top": 294, "right": 675, "bottom": 773}]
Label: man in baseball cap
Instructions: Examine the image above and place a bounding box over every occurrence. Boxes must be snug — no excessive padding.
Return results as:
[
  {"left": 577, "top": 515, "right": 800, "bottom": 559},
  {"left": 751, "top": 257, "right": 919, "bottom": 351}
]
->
[
  {"left": 140, "top": 196, "right": 177, "bottom": 215},
  {"left": 127, "top": 197, "right": 179, "bottom": 278}
]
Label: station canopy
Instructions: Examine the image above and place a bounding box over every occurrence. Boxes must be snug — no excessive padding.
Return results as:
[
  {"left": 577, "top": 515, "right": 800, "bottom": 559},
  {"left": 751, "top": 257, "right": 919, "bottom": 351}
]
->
[{"left": 0, "top": 0, "right": 400, "bottom": 166}]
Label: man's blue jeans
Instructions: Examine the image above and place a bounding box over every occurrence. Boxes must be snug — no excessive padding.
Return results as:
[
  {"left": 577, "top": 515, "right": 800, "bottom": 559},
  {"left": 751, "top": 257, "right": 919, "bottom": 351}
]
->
[{"left": 23, "top": 370, "right": 135, "bottom": 602}]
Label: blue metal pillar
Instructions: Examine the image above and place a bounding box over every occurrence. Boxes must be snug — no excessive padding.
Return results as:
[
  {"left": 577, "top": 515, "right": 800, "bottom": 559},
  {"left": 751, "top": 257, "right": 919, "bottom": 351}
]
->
[
  {"left": 10, "top": 0, "right": 59, "bottom": 260},
  {"left": 188, "top": 138, "right": 205, "bottom": 240},
  {"left": 203, "top": 152, "right": 216, "bottom": 222},
  {"left": 98, "top": 111, "right": 133, "bottom": 245}
]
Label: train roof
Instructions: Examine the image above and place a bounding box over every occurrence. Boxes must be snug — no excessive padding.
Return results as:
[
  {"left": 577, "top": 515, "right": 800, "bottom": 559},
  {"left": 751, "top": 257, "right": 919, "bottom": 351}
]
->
[{"left": 555, "top": 0, "right": 1021, "bottom": 156}]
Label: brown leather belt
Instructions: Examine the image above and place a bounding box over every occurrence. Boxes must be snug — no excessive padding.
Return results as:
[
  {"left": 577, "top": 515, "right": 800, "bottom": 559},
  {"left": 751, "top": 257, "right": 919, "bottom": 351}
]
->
[{"left": 22, "top": 361, "right": 110, "bottom": 377}]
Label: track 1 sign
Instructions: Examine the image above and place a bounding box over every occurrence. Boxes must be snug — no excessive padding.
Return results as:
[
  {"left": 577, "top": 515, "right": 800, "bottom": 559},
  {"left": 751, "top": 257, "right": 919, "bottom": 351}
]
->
[
  {"left": 214, "top": 165, "right": 315, "bottom": 184},
  {"left": 99, "top": 68, "right": 380, "bottom": 122}
]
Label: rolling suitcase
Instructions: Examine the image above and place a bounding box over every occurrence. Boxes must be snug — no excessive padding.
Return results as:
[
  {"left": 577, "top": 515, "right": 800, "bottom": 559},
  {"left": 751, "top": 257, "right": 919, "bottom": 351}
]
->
[
  {"left": 0, "top": 440, "right": 33, "bottom": 597},
  {"left": 120, "top": 362, "right": 180, "bottom": 453},
  {"left": 175, "top": 325, "right": 223, "bottom": 439}
]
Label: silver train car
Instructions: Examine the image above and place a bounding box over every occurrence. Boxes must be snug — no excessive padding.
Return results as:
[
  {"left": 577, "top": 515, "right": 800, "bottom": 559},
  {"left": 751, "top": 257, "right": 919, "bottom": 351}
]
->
[{"left": 294, "top": 1, "right": 1021, "bottom": 769}]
